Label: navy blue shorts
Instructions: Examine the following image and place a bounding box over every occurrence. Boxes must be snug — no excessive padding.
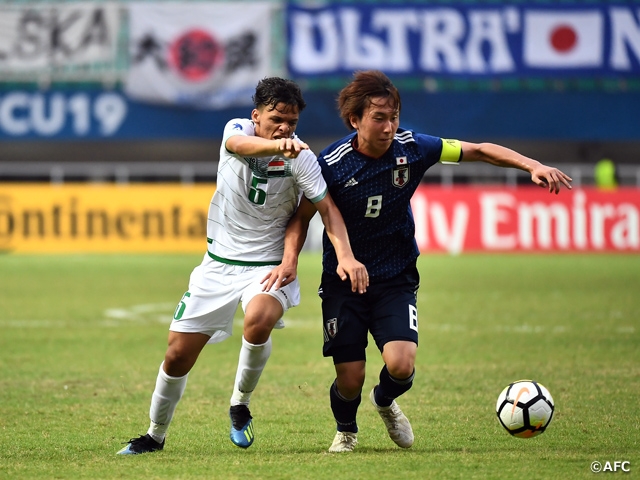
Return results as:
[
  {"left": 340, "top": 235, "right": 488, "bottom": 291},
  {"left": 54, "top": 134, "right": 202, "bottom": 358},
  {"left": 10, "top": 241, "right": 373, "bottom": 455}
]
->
[{"left": 319, "top": 262, "right": 420, "bottom": 364}]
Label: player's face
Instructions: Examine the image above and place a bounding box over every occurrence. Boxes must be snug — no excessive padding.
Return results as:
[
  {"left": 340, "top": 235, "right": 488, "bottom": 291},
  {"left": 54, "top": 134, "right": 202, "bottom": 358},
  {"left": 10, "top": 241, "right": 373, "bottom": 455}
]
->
[
  {"left": 252, "top": 102, "right": 300, "bottom": 140},
  {"left": 350, "top": 96, "right": 399, "bottom": 159}
]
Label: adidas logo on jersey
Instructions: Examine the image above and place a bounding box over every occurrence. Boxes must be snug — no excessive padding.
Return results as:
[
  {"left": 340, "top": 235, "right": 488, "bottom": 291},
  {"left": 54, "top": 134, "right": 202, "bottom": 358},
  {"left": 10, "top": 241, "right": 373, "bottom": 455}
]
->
[{"left": 344, "top": 178, "right": 359, "bottom": 188}]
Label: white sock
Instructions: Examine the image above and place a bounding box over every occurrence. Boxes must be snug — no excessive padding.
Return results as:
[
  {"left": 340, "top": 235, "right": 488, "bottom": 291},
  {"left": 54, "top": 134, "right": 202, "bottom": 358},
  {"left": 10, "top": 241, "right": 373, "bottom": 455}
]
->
[
  {"left": 147, "top": 362, "right": 188, "bottom": 442},
  {"left": 230, "top": 336, "right": 272, "bottom": 406}
]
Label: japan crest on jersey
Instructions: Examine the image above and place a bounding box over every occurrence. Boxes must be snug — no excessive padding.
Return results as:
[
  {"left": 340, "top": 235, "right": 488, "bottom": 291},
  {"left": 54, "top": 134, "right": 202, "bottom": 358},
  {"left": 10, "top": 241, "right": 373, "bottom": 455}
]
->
[
  {"left": 393, "top": 156, "right": 409, "bottom": 188},
  {"left": 325, "top": 318, "right": 338, "bottom": 338}
]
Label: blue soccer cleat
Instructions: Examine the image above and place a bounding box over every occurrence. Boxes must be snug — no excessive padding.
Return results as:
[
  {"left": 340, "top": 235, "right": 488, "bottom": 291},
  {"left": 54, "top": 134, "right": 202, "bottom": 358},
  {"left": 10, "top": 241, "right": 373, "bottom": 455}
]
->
[
  {"left": 229, "top": 405, "right": 254, "bottom": 448},
  {"left": 117, "top": 434, "right": 164, "bottom": 455}
]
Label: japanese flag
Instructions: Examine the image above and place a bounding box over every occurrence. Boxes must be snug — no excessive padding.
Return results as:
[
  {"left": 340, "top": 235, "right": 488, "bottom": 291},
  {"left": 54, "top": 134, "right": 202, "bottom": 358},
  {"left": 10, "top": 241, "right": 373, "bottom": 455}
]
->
[{"left": 523, "top": 10, "right": 603, "bottom": 68}]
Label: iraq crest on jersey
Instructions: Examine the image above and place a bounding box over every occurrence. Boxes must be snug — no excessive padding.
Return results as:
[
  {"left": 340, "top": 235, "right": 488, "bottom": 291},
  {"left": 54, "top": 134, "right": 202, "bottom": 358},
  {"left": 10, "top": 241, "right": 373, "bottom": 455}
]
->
[
  {"left": 246, "top": 157, "right": 293, "bottom": 178},
  {"left": 393, "top": 156, "right": 409, "bottom": 188}
]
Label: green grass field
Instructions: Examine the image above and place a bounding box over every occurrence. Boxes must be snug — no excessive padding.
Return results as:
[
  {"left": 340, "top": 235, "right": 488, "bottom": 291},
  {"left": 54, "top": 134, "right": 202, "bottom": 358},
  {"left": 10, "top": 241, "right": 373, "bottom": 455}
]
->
[{"left": 0, "top": 253, "right": 638, "bottom": 479}]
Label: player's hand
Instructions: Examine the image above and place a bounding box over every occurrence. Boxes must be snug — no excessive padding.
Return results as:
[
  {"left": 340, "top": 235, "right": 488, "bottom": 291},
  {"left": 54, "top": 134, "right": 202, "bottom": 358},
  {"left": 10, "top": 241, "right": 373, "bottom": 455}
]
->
[
  {"left": 261, "top": 263, "right": 298, "bottom": 292},
  {"left": 336, "top": 258, "right": 369, "bottom": 294},
  {"left": 531, "top": 165, "right": 572, "bottom": 194},
  {"left": 275, "top": 138, "right": 309, "bottom": 159}
]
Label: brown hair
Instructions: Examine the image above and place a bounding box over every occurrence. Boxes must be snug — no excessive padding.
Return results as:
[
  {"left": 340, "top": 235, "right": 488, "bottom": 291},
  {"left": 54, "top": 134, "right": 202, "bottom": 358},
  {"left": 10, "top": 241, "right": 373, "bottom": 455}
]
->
[{"left": 337, "top": 70, "right": 401, "bottom": 131}]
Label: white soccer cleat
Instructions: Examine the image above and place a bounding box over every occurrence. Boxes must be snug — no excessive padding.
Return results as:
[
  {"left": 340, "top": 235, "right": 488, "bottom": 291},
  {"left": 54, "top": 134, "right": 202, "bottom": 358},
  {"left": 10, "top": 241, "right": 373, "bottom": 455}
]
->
[
  {"left": 328, "top": 431, "right": 358, "bottom": 453},
  {"left": 370, "top": 387, "right": 414, "bottom": 448}
]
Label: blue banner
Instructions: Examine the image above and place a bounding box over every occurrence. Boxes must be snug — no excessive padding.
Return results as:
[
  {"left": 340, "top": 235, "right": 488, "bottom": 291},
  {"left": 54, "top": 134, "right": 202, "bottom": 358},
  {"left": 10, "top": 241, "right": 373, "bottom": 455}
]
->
[
  {"left": 1, "top": 87, "right": 639, "bottom": 141},
  {"left": 0, "top": 89, "right": 244, "bottom": 140},
  {"left": 287, "top": 3, "right": 640, "bottom": 77}
]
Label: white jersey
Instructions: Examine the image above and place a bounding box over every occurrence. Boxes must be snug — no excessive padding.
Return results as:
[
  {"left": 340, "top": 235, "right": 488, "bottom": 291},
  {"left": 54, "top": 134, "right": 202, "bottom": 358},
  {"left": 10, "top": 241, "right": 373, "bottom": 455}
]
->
[{"left": 207, "top": 118, "right": 327, "bottom": 265}]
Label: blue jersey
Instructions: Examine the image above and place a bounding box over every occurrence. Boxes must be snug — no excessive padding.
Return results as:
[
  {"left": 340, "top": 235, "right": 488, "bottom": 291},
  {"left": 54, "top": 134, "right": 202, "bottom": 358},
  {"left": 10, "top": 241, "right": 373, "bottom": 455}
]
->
[{"left": 317, "top": 128, "right": 461, "bottom": 281}]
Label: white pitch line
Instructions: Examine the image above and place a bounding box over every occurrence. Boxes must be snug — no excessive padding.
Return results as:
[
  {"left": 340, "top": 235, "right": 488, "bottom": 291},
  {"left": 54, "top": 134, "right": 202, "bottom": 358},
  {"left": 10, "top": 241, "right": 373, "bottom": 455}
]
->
[{"left": 0, "top": 320, "right": 70, "bottom": 328}]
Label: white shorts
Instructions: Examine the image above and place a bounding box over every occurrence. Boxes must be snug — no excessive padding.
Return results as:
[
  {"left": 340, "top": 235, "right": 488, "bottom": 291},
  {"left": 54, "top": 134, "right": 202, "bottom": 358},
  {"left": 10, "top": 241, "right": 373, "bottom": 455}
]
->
[{"left": 169, "top": 254, "right": 301, "bottom": 344}]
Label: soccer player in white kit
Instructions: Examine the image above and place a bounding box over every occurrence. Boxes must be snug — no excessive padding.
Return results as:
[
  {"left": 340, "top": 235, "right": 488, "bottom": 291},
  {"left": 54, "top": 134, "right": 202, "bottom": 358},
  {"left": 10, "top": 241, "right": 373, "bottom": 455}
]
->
[{"left": 117, "top": 77, "right": 368, "bottom": 454}]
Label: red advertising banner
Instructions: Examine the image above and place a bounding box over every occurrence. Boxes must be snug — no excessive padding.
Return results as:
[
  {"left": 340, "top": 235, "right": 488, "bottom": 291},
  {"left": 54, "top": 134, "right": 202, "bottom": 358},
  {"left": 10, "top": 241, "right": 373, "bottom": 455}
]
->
[{"left": 411, "top": 186, "right": 640, "bottom": 253}]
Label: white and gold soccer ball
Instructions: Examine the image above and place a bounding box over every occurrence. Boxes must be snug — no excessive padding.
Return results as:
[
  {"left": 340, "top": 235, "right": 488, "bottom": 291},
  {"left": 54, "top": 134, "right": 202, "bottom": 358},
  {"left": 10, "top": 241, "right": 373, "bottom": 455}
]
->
[{"left": 496, "top": 380, "right": 555, "bottom": 438}]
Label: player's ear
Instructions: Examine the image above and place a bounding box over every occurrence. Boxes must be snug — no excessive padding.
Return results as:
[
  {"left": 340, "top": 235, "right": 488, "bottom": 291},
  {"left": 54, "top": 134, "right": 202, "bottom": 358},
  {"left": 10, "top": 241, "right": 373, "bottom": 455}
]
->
[
  {"left": 251, "top": 109, "right": 260, "bottom": 123},
  {"left": 349, "top": 114, "right": 358, "bottom": 130}
]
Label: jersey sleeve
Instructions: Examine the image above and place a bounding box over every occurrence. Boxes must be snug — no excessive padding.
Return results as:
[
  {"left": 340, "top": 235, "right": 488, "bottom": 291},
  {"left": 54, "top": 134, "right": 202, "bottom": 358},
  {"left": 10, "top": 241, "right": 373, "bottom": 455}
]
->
[
  {"left": 292, "top": 150, "right": 328, "bottom": 203},
  {"left": 221, "top": 118, "right": 254, "bottom": 154}
]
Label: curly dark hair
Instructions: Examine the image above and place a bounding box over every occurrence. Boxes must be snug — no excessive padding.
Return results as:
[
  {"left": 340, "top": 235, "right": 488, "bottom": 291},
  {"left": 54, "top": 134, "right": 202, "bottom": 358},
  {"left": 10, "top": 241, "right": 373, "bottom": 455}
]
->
[
  {"left": 253, "top": 77, "right": 307, "bottom": 112},
  {"left": 337, "top": 70, "right": 401, "bottom": 131}
]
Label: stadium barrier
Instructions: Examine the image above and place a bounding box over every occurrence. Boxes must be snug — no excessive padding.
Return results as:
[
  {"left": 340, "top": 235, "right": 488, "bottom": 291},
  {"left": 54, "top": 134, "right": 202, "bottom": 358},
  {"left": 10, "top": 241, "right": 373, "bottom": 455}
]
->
[
  {"left": 1, "top": 184, "right": 638, "bottom": 254},
  {"left": 1, "top": 159, "right": 639, "bottom": 187}
]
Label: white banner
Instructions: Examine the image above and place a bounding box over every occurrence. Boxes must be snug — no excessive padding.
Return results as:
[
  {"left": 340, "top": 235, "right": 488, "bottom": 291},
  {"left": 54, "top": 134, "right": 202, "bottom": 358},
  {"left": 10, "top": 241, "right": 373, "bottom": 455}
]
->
[
  {"left": 0, "top": 3, "right": 120, "bottom": 70},
  {"left": 125, "top": 2, "right": 274, "bottom": 110}
]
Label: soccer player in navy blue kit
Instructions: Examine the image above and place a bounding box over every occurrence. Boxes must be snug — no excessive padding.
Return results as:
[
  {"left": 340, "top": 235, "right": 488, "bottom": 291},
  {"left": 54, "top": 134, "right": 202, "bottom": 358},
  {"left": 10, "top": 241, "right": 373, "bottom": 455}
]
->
[{"left": 265, "top": 70, "right": 572, "bottom": 452}]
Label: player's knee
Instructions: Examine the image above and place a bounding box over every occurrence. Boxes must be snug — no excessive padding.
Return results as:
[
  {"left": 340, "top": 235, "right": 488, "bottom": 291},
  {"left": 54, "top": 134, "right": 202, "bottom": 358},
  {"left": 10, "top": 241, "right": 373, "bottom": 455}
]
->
[
  {"left": 243, "top": 316, "right": 277, "bottom": 344},
  {"left": 336, "top": 373, "right": 365, "bottom": 397},
  {"left": 337, "top": 382, "right": 363, "bottom": 400},
  {"left": 164, "top": 347, "right": 196, "bottom": 376},
  {"left": 387, "top": 361, "right": 415, "bottom": 381},
  {"left": 382, "top": 341, "right": 416, "bottom": 379}
]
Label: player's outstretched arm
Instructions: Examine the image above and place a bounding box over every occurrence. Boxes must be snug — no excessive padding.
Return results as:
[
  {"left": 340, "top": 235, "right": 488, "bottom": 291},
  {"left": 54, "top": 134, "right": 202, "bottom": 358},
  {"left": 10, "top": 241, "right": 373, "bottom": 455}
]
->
[
  {"left": 315, "top": 193, "right": 369, "bottom": 294},
  {"left": 261, "top": 197, "right": 317, "bottom": 292},
  {"left": 459, "top": 141, "right": 572, "bottom": 194},
  {"left": 226, "top": 135, "right": 309, "bottom": 159}
]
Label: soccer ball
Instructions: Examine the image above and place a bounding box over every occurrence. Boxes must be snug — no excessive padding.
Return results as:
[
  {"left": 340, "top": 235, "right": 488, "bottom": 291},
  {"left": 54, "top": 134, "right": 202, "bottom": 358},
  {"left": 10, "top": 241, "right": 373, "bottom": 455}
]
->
[{"left": 496, "top": 380, "right": 554, "bottom": 438}]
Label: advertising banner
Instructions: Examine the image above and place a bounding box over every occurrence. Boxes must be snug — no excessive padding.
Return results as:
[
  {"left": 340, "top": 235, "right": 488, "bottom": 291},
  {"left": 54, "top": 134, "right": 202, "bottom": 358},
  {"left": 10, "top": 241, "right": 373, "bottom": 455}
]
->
[
  {"left": 1, "top": 87, "right": 638, "bottom": 141},
  {"left": 0, "top": 89, "right": 249, "bottom": 139},
  {"left": 0, "top": 90, "right": 131, "bottom": 138},
  {"left": 0, "top": 3, "right": 120, "bottom": 71},
  {"left": 1, "top": 184, "right": 638, "bottom": 254},
  {"left": 0, "top": 184, "right": 214, "bottom": 253},
  {"left": 125, "top": 2, "right": 274, "bottom": 109},
  {"left": 410, "top": 186, "right": 640, "bottom": 254},
  {"left": 287, "top": 3, "right": 640, "bottom": 77}
]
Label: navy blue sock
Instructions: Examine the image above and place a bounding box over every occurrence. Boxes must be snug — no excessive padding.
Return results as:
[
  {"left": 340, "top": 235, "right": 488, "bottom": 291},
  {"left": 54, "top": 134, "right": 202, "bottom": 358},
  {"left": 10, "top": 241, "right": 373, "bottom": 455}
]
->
[
  {"left": 330, "top": 380, "right": 361, "bottom": 433},
  {"left": 374, "top": 365, "right": 415, "bottom": 407}
]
